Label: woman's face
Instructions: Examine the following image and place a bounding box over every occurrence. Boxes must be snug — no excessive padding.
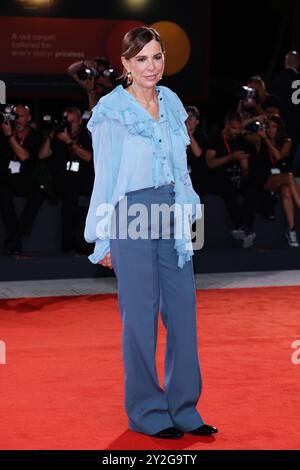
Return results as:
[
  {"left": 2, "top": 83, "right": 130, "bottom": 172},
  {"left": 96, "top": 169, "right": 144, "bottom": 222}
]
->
[
  {"left": 122, "top": 39, "right": 164, "bottom": 89},
  {"left": 267, "top": 120, "right": 278, "bottom": 139}
]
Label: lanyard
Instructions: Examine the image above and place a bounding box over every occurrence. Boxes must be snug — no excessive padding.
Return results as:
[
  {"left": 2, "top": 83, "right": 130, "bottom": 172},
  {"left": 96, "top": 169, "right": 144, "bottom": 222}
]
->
[
  {"left": 13, "top": 128, "right": 29, "bottom": 146},
  {"left": 68, "top": 134, "right": 79, "bottom": 158},
  {"left": 221, "top": 132, "right": 232, "bottom": 156},
  {"left": 12, "top": 128, "right": 30, "bottom": 161}
]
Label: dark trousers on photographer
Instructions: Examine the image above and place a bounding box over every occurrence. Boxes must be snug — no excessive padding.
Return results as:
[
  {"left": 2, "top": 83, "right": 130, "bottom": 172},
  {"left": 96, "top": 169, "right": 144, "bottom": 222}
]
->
[
  {"left": 0, "top": 174, "right": 45, "bottom": 253},
  {"left": 239, "top": 179, "right": 258, "bottom": 233},
  {"left": 58, "top": 174, "right": 91, "bottom": 253},
  {"left": 193, "top": 174, "right": 243, "bottom": 229},
  {"left": 193, "top": 173, "right": 257, "bottom": 232}
]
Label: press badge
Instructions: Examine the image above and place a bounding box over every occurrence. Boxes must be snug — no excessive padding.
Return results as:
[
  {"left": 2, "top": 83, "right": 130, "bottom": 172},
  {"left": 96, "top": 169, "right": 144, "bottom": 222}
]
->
[
  {"left": 271, "top": 168, "right": 281, "bottom": 174},
  {"left": 66, "top": 161, "right": 80, "bottom": 172},
  {"left": 8, "top": 160, "right": 21, "bottom": 174}
]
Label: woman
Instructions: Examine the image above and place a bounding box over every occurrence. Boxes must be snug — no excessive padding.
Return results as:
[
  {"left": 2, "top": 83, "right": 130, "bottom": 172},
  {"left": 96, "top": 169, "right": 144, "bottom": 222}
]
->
[
  {"left": 248, "top": 114, "right": 300, "bottom": 247},
  {"left": 85, "top": 27, "right": 217, "bottom": 439}
]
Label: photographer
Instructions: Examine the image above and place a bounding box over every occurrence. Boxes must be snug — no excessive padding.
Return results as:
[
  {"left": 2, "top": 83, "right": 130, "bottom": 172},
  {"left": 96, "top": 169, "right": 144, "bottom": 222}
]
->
[
  {"left": 238, "top": 85, "right": 266, "bottom": 128},
  {"left": 247, "top": 75, "right": 281, "bottom": 116},
  {"left": 68, "top": 56, "right": 117, "bottom": 110},
  {"left": 270, "top": 52, "right": 300, "bottom": 141},
  {"left": 237, "top": 77, "right": 280, "bottom": 136},
  {"left": 270, "top": 51, "right": 300, "bottom": 173},
  {"left": 38, "top": 106, "right": 94, "bottom": 253},
  {"left": 205, "top": 112, "right": 257, "bottom": 248},
  {"left": 0, "top": 104, "right": 43, "bottom": 255},
  {"left": 245, "top": 114, "right": 300, "bottom": 248}
]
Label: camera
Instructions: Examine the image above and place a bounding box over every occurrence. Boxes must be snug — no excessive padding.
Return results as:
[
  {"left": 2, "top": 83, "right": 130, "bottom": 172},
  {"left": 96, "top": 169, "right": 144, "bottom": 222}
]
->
[
  {"left": 0, "top": 104, "right": 19, "bottom": 125},
  {"left": 43, "top": 114, "right": 72, "bottom": 134},
  {"left": 76, "top": 57, "right": 116, "bottom": 82},
  {"left": 240, "top": 86, "right": 259, "bottom": 103},
  {"left": 245, "top": 120, "right": 268, "bottom": 133}
]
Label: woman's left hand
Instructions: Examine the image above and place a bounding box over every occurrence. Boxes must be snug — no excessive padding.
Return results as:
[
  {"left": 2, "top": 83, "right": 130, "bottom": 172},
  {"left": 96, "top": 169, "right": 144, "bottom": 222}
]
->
[{"left": 99, "top": 252, "right": 113, "bottom": 269}]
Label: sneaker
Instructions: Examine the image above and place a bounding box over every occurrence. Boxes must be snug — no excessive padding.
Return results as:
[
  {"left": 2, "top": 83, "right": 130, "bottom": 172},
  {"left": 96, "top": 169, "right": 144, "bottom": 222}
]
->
[
  {"left": 285, "top": 229, "right": 299, "bottom": 248},
  {"left": 231, "top": 229, "right": 246, "bottom": 240},
  {"left": 242, "top": 231, "right": 256, "bottom": 248}
]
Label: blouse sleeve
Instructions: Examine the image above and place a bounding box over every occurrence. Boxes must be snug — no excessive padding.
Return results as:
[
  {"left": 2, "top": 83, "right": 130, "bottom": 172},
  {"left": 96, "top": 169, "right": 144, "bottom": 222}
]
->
[{"left": 84, "top": 119, "right": 114, "bottom": 264}]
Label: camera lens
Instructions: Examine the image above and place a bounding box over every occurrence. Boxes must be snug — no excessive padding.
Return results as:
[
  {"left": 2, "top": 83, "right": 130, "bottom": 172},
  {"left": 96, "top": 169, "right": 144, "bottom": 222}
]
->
[{"left": 77, "top": 64, "right": 98, "bottom": 81}]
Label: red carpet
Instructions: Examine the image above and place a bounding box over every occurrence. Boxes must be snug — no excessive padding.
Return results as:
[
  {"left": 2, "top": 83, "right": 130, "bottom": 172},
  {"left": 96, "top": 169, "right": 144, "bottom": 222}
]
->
[{"left": 0, "top": 286, "right": 300, "bottom": 450}]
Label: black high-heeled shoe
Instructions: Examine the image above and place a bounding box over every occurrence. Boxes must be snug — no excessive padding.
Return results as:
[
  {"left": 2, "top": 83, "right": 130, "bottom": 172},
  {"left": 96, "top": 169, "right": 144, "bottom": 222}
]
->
[
  {"left": 188, "top": 424, "right": 218, "bottom": 436},
  {"left": 151, "top": 427, "right": 184, "bottom": 439}
]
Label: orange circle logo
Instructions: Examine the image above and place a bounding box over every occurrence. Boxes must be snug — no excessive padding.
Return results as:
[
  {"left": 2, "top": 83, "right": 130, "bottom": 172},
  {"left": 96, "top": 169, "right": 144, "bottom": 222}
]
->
[{"left": 150, "top": 21, "right": 191, "bottom": 76}]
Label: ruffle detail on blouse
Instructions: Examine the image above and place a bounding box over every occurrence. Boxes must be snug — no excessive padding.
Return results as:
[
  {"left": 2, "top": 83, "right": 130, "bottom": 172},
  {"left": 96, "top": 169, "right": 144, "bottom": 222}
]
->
[
  {"left": 88, "top": 85, "right": 153, "bottom": 137},
  {"left": 88, "top": 85, "right": 189, "bottom": 141}
]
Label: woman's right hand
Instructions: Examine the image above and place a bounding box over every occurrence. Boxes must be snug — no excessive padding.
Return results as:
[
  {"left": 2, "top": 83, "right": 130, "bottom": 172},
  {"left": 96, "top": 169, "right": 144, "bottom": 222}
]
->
[
  {"left": 257, "top": 128, "right": 267, "bottom": 140},
  {"left": 99, "top": 252, "right": 113, "bottom": 269}
]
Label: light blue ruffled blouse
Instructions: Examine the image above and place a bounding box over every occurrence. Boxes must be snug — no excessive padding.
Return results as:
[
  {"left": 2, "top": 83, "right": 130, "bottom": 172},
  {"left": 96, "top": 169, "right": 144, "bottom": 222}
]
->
[{"left": 85, "top": 84, "right": 201, "bottom": 268}]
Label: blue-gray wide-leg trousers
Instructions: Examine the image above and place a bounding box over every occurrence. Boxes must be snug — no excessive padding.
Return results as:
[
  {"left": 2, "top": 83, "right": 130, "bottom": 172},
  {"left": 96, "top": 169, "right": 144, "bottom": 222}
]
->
[{"left": 110, "top": 184, "right": 204, "bottom": 435}]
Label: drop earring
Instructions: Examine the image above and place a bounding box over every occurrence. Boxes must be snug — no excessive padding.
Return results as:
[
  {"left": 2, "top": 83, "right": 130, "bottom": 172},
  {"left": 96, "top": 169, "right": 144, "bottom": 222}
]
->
[{"left": 127, "top": 71, "right": 132, "bottom": 85}]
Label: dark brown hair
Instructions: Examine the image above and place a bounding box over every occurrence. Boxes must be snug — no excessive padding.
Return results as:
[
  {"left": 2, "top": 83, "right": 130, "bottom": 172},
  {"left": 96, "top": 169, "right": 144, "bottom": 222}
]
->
[
  {"left": 267, "top": 114, "right": 287, "bottom": 148},
  {"left": 120, "top": 27, "right": 165, "bottom": 82}
]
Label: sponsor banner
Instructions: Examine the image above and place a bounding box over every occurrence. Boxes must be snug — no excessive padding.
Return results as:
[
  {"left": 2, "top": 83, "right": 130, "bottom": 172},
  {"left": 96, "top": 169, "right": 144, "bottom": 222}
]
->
[{"left": 0, "top": 16, "right": 143, "bottom": 74}]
